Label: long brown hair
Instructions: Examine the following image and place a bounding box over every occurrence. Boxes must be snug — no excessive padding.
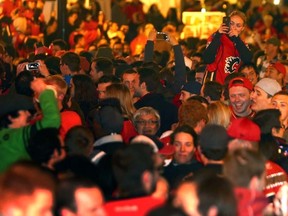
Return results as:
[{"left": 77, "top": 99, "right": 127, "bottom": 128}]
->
[{"left": 105, "top": 83, "right": 136, "bottom": 120}]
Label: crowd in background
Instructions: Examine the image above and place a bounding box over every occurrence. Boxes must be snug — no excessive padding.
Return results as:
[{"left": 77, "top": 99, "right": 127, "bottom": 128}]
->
[{"left": 2, "top": 0, "right": 288, "bottom": 216}]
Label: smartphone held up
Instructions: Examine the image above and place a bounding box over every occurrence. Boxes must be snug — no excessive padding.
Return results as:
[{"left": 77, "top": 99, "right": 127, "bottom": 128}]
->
[
  {"left": 26, "top": 62, "right": 40, "bottom": 71},
  {"left": 156, "top": 32, "right": 168, "bottom": 41},
  {"left": 222, "top": 16, "right": 230, "bottom": 33}
]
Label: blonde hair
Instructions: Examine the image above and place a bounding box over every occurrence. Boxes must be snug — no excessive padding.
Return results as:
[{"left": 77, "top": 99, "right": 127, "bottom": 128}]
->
[
  {"left": 105, "top": 83, "right": 136, "bottom": 120},
  {"left": 45, "top": 75, "right": 68, "bottom": 96},
  {"left": 207, "top": 101, "right": 231, "bottom": 128},
  {"left": 229, "top": 10, "right": 246, "bottom": 25}
]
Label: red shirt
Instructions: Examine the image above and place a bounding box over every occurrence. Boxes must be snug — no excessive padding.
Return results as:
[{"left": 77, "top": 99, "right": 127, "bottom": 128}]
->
[
  {"left": 229, "top": 105, "right": 255, "bottom": 122},
  {"left": 104, "top": 196, "right": 164, "bottom": 216},
  {"left": 206, "top": 34, "right": 241, "bottom": 84},
  {"left": 121, "top": 120, "right": 138, "bottom": 144},
  {"left": 235, "top": 187, "right": 268, "bottom": 216}
]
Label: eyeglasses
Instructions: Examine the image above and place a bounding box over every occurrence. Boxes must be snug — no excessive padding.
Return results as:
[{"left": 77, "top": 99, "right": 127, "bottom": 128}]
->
[{"left": 136, "top": 120, "right": 158, "bottom": 126}]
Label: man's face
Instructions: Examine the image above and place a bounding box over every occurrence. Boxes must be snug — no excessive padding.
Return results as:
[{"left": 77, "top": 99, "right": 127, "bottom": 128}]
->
[
  {"left": 52, "top": 45, "right": 61, "bottom": 56},
  {"left": 135, "top": 114, "right": 159, "bottom": 136},
  {"left": 229, "top": 86, "right": 251, "bottom": 116},
  {"left": 113, "top": 44, "right": 123, "bottom": 56},
  {"left": 8, "top": 110, "right": 31, "bottom": 129},
  {"left": 122, "top": 72, "right": 140, "bottom": 97},
  {"left": 90, "top": 62, "right": 100, "bottom": 82},
  {"left": 241, "top": 67, "right": 258, "bottom": 85},
  {"left": 179, "top": 90, "right": 192, "bottom": 103},
  {"left": 25, "top": 189, "right": 53, "bottom": 216},
  {"left": 60, "top": 60, "right": 68, "bottom": 76},
  {"left": 250, "top": 86, "right": 272, "bottom": 112},
  {"left": 173, "top": 132, "right": 195, "bottom": 164},
  {"left": 265, "top": 66, "right": 282, "bottom": 84},
  {"left": 265, "top": 43, "right": 278, "bottom": 55},
  {"left": 75, "top": 187, "right": 104, "bottom": 216},
  {"left": 195, "top": 72, "right": 204, "bottom": 84},
  {"left": 272, "top": 94, "right": 288, "bottom": 124},
  {"left": 97, "top": 82, "right": 111, "bottom": 100}
]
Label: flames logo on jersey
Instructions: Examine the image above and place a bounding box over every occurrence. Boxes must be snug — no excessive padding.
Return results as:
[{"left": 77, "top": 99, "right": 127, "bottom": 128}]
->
[{"left": 224, "top": 56, "right": 240, "bottom": 74}]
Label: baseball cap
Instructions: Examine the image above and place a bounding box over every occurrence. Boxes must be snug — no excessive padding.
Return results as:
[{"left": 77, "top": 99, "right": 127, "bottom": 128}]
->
[
  {"left": 271, "top": 62, "right": 286, "bottom": 77},
  {"left": 255, "top": 78, "right": 282, "bottom": 96},
  {"left": 228, "top": 77, "right": 253, "bottom": 91},
  {"left": 266, "top": 37, "right": 280, "bottom": 47},
  {"left": 227, "top": 118, "right": 261, "bottom": 142},
  {"left": 199, "top": 124, "right": 229, "bottom": 149},
  {"left": 181, "top": 81, "right": 202, "bottom": 95}
]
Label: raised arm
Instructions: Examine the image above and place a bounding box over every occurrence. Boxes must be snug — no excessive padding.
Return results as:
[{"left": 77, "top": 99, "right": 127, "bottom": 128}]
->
[
  {"left": 168, "top": 33, "right": 186, "bottom": 93},
  {"left": 202, "top": 32, "right": 222, "bottom": 64},
  {"left": 30, "top": 78, "right": 60, "bottom": 129},
  {"left": 143, "top": 30, "right": 157, "bottom": 63}
]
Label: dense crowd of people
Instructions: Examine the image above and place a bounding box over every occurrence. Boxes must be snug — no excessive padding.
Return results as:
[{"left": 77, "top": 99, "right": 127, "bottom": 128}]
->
[{"left": 2, "top": 0, "right": 288, "bottom": 215}]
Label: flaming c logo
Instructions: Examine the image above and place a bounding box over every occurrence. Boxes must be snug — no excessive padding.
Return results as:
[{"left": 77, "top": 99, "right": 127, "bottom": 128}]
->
[{"left": 224, "top": 56, "right": 240, "bottom": 74}]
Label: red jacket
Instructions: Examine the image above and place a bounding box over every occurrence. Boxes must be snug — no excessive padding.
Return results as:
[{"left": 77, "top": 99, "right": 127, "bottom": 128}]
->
[
  {"left": 104, "top": 196, "right": 164, "bottom": 216},
  {"left": 206, "top": 34, "right": 241, "bottom": 84},
  {"left": 235, "top": 187, "right": 268, "bottom": 216}
]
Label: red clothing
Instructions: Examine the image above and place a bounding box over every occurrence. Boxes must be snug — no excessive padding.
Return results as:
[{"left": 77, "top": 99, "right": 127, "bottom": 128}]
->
[
  {"left": 59, "top": 111, "right": 82, "bottom": 140},
  {"left": 121, "top": 120, "right": 138, "bottom": 144},
  {"left": 235, "top": 187, "right": 268, "bottom": 216},
  {"left": 172, "top": 93, "right": 182, "bottom": 108},
  {"left": 123, "top": 2, "right": 145, "bottom": 24},
  {"left": 28, "top": 110, "right": 82, "bottom": 140},
  {"left": 229, "top": 106, "right": 256, "bottom": 122},
  {"left": 2, "top": 0, "right": 15, "bottom": 16},
  {"left": 130, "top": 34, "right": 147, "bottom": 56},
  {"left": 104, "top": 196, "right": 164, "bottom": 216},
  {"left": 206, "top": 34, "right": 241, "bottom": 84},
  {"left": 264, "top": 161, "right": 287, "bottom": 198},
  {"left": 69, "top": 29, "right": 99, "bottom": 49}
]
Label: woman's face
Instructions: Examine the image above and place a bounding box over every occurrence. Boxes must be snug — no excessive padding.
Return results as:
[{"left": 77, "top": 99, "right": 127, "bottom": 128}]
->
[
  {"left": 230, "top": 15, "right": 245, "bottom": 36},
  {"left": 173, "top": 132, "right": 195, "bottom": 164}
]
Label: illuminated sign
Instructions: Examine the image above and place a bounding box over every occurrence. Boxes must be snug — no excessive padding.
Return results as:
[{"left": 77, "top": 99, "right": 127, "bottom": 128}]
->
[{"left": 181, "top": 11, "right": 226, "bottom": 39}]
